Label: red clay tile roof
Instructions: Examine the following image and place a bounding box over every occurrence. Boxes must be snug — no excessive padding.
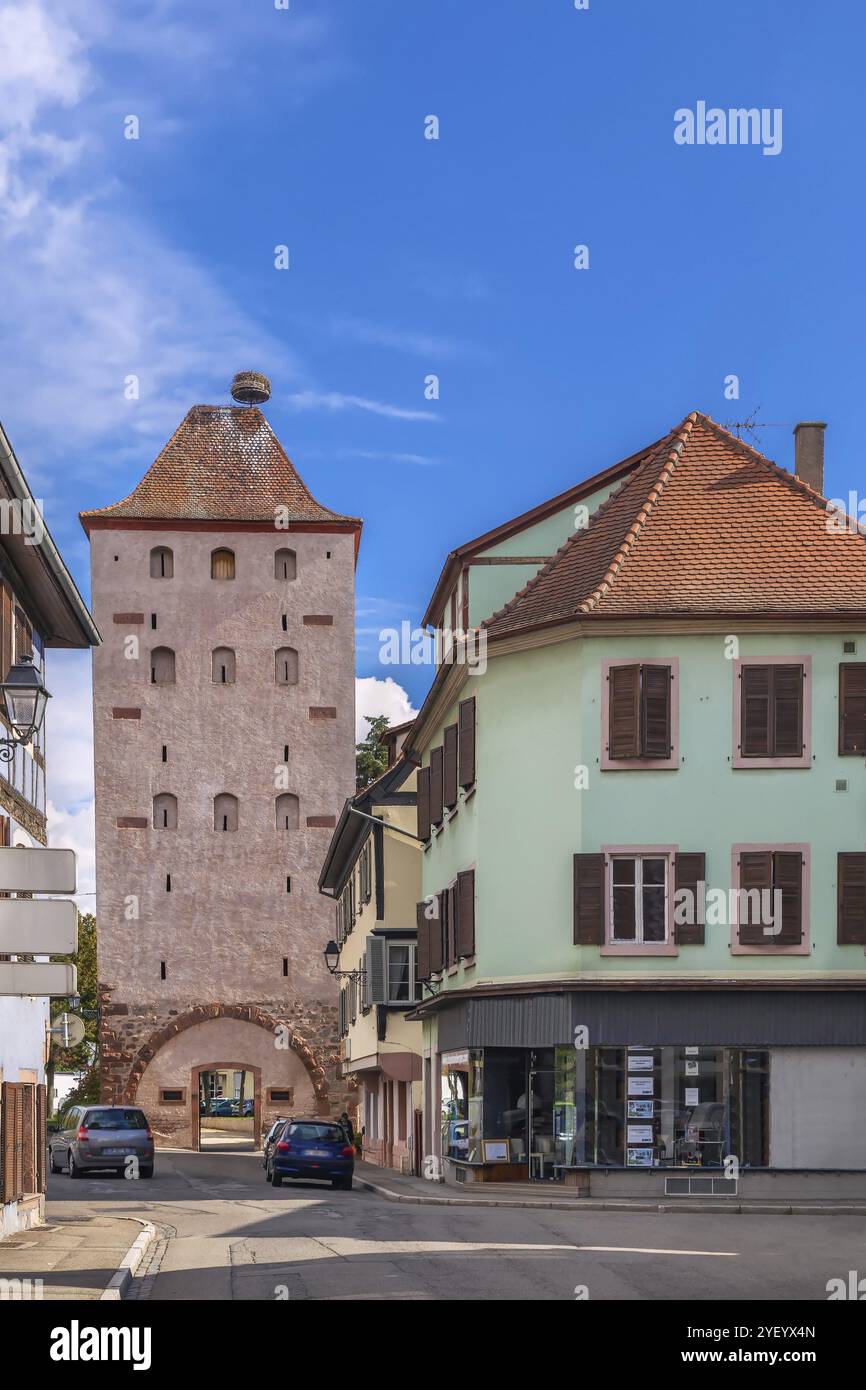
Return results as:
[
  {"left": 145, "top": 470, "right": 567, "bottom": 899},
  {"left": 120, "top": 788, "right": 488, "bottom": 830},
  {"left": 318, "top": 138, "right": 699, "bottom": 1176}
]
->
[
  {"left": 80, "top": 405, "right": 359, "bottom": 525},
  {"left": 485, "top": 412, "right": 866, "bottom": 636}
]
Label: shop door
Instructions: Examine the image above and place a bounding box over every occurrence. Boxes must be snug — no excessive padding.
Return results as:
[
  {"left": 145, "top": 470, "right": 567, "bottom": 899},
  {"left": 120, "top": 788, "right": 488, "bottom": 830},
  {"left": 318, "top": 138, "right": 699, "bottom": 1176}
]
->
[{"left": 527, "top": 1049, "right": 556, "bottom": 1180}]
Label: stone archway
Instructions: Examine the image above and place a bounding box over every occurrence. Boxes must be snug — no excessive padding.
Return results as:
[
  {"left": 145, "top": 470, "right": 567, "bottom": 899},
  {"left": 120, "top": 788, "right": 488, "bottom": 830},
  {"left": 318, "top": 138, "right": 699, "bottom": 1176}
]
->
[{"left": 121, "top": 1003, "right": 328, "bottom": 1110}]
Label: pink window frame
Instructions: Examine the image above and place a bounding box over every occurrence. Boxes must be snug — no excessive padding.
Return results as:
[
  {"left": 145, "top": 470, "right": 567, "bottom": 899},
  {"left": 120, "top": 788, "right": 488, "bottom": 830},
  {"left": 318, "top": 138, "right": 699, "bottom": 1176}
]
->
[
  {"left": 732, "top": 655, "right": 812, "bottom": 770},
  {"left": 599, "top": 844, "right": 679, "bottom": 956},
  {"left": 601, "top": 657, "right": 680, "bottom": 771},
  {"left": 729, "top": 842, "right": 811, "bottom": 956}
]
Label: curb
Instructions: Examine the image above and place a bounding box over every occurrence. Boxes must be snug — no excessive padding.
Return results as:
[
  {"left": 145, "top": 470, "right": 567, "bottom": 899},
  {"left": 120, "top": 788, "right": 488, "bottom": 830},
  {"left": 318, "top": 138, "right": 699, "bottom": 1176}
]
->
[
  {"left": 357, "top": 1178, "right": 866, "bottom": 1216},
  {"left": 99, "top": 1220, "right": 156, "bottom": 1301}
]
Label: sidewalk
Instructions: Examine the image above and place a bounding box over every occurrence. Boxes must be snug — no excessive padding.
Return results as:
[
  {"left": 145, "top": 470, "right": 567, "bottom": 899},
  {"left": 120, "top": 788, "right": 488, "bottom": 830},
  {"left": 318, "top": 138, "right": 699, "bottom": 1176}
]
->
[
  {"left": 0, "top": 1214, "right": 153, "bottom": 1300},
  {"left": 355, "top": 1161, "right": 866, "bottom": 1215}
]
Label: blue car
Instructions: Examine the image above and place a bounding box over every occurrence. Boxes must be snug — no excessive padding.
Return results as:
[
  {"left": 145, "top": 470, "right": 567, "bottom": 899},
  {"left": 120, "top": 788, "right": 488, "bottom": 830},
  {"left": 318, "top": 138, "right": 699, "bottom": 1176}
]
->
[{"left": 268, "top": 1118, "right": 355, "bottom": 1190}]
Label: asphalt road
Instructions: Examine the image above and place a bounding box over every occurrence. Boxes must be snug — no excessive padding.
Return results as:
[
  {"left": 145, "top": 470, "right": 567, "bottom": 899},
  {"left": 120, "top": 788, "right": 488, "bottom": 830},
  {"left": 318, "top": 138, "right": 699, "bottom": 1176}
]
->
[{"left": 44, "top": 1147, "right": 866, "bottom": 1301}]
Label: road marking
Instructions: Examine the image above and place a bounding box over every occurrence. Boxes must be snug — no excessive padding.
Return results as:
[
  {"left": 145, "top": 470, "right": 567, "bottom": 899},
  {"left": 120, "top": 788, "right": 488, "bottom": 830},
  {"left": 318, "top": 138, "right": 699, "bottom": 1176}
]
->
[{"left": 276, "top": 1237, "right": 738, "bottom": 1260}]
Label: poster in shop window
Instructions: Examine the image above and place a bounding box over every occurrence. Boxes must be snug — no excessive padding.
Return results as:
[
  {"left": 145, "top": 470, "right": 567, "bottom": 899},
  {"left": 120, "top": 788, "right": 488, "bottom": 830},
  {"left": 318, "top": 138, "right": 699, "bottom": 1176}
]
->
[
  {"left": 628, "top": 1077, "right": 654, "bottom": 1097},
  {"left": 627, "top": 1147, "right": 654, "bottom": 1167},
  {"left": 627, "top": 1099, "right": 654, "bottom": 1118},
  {"left": 627, "top": 1054, "right": 654, "bottom": 1071},
  {"left": 627, "top": 1125, "right": 654, "bottom": 1144}
]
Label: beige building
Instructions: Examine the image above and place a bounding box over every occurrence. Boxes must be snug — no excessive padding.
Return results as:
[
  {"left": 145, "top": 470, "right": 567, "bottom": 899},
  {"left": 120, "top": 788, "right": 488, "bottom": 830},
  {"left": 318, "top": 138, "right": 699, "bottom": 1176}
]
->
[
  {"left": 318, "top": 728, "right": 423, "bottom": 1173},
  {"left": 81, "top": 375, "right": 361, "bottom": 1148}
]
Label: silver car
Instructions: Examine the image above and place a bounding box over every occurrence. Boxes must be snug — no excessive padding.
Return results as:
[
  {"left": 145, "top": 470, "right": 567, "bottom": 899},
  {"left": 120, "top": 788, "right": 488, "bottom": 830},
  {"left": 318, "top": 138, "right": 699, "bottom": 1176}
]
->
[{"left": 48, "top": 1104, "right": 155, "bottom": 1179}]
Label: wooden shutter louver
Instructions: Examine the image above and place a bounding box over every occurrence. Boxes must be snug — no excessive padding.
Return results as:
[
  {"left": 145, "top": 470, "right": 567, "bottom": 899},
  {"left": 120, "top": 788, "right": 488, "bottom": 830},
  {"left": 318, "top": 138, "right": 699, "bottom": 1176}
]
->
[
  {"left": 772, "top": 666, "right": 804, "bottom": 758},
  {"left": 737, "top": 851, "right": 773, "bottom": 945},
  {"left": 741, "top": 665, "right": 771, "bottom": 757},
  {"left": 674, "top": 852, "right": 706, "bottom": 945},
  {"left": 0, "top": 583, "right": 13, "bottom": 682},
  {"left": 641, "top": 665, "right": 672, "bottom": 758},
  {"left": 430, "top": 746, "right": 444, "bottom": 826},
  {"left": 573, "top": 854, "right": 605, "bottom": 945},
  {"left": 443, "top": 723, "right": 458, "bottom": 808},
  {"left": 457, "top": 869, "right": 475, "bottom": 957},
  {"left": 429, "top": 892, "right": 445, "bottom": 973},
  {"left": 447, "top": 882, "right": 458, "bottom": 966},
  {"left": 608, "top": 665, "right": 640, "bottom": 759},
  {"left": 741, "top": 664, "right": 804, "bottom": 758},
  {"left": 1, "top": 1082, "right": 24, "bottom": 1202},
  {"left": 416, "top": 900, "right": 431, "bottom": 979},
  {"left": 774, "top": 851, "right": 804, "bottom": 945},
  {"left": 839, "top": 665, "right": 866, "bottom": 754},
  {"left": 458, "top": 697, "right": 476, "bottom": 787},
  {"left": 838, "top": 853, "right": 866, "bottom": 944},
  {"left": 338, "top": 988, "right": 346, "bottom": 1037},
  {"left": 367, "top": 936, "right": 387, "bottom": 1004},
  {"left": 36, "top": 1084, "right": 46, "bottom": 1194},
  {"left": 417, "top": 765, "right": 431, "bottom": 841}
]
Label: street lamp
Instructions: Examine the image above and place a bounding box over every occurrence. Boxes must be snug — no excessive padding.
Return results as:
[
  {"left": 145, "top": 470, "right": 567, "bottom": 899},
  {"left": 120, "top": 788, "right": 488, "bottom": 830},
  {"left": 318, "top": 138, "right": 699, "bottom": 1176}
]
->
[
  {"left": 0, "top": 653, "right": 51, "bottom": 761},
  {"left": 322, "top": 939, "right": 365, "bottom": 982}
]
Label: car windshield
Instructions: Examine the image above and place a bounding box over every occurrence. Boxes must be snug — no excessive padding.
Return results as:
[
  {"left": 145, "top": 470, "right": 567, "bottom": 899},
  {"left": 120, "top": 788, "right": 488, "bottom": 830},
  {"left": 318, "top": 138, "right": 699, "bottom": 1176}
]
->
[
  {"left": 85, "top": 1109, "right": 148, "bottom": 1131},
  {"left": 287, "top": 1123, "right": 345, "bottom": 1144}
]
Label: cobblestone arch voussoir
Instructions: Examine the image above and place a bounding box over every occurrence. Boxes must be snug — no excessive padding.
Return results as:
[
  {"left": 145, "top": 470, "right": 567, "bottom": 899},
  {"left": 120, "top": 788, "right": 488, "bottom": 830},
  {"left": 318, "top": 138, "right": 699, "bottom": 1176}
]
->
[{"left": 119, "top": 1003, "right": 328, "bottom": 1105}]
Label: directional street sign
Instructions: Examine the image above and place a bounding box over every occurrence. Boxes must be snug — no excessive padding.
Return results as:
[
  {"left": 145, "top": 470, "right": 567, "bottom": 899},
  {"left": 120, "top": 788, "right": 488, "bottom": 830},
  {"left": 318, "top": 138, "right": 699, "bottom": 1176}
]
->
[
  {"left": 0, "top": 899, "right": 77, "bottom": 954},
  {"left": 0, "top": 961, "right": 76, "bottom": 996},
  {"left": 0, "top": 847, "right": 76, "bottom": 894}
]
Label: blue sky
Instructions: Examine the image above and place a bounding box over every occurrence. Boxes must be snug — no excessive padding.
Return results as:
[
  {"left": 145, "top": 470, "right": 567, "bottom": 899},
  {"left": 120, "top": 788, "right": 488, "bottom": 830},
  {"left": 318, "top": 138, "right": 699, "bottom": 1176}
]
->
[{"left": 1, "top": 0, "right": 865, "bottom": 872}]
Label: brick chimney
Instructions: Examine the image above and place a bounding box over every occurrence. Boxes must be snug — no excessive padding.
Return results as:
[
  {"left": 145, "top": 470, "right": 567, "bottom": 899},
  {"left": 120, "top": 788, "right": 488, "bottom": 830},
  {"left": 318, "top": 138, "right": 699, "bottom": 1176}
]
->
[{"left": 793, "top": 421, "right": 826, "bottom": 494}]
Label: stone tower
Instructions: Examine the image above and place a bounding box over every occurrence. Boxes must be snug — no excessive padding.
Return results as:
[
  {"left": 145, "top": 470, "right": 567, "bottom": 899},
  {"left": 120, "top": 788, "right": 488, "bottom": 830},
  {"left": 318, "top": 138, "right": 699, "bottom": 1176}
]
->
[{"left": 81, "top": 378, "right": 360, "bottom": 1147}]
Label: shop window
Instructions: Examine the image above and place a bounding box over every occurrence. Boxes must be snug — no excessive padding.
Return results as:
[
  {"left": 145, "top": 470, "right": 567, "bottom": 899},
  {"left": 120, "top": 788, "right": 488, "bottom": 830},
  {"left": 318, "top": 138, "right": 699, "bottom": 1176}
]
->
[
  {"left": 214, "top": 792, "right": 238, "bottom": 832},
  {"left": 275, "top": 548, "right": 297, "bottom": 581},
  {"left": 149, "top": 546, "right": 173, "bottom": 579},
  {"left": 211, "top": 548, "right": 235, "bottom": 581}
]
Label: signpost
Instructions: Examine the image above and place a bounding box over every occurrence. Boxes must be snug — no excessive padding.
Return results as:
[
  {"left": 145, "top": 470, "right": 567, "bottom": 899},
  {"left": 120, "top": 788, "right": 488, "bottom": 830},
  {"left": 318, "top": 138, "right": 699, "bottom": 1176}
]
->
[
  {"left": 0, "top": 961, "right": 76, "bottom": 996},
  {"left": 0, "top": 847, "right": 76, "bottom": 894},
  {"left": 0, "top": 899, "right": 77, "bottom": 955},
  {"left": 0, "top": 846, "right": 78, "bottom": 996}
]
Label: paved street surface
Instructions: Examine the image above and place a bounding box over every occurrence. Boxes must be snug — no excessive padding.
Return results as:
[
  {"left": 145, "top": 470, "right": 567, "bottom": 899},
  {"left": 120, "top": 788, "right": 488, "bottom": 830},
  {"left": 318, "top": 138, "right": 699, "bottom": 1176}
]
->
[{"left": 42, "top": 1148, "right": 866, "bottom": 1301}]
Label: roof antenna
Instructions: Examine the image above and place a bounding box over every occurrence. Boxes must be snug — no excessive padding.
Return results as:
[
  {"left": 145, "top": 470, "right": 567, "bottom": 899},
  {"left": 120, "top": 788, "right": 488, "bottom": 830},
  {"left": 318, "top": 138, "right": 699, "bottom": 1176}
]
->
[
  {"left": 230, "top": 371, "right": 271, "bottom": 406},
  {"left": 721, "top": 406, "right": 764, "bottom": 448}
]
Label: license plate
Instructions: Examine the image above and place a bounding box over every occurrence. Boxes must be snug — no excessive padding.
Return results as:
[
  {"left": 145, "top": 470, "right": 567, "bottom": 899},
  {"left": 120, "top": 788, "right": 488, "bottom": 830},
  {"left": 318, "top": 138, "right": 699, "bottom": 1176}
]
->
[
  {"left": 102, "top": 1148, "right": 131, "bottom": 1156},
  {"left": 304, "top": 1149, "right": 330, "bottom": 1157}
]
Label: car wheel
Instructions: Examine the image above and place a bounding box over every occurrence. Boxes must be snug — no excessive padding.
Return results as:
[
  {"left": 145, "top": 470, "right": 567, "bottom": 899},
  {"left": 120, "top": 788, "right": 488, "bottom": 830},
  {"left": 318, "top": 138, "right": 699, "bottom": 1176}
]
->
[
  {"left": 68, "top": 1153, "right": 81, "bottom": 1180},
  {"left": 49, "top": 1147, "right": 61, "bottom": 1175},
  {"left": 138, "top": 1163, "right": 154, "bottom": 1178},
  {"left": 271, "top": 1169, "right": 283, "bottom": 1187}
]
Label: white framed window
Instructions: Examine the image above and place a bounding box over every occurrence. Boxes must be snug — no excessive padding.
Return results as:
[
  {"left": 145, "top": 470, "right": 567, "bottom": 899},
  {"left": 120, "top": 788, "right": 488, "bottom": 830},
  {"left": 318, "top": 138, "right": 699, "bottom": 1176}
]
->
[
  {"left": 386, "top": 942, "right": 420, "bottom": 1004},
  {"left": 609, "top": 855, "right": 668, "bottom": 944}
]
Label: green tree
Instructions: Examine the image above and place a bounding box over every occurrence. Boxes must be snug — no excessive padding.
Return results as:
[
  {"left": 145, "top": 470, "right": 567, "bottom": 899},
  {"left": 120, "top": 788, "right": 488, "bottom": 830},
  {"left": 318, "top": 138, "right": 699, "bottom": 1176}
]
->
[
  {"left": 356, "top": 714, "right": 390, "bottom": 790},
  {"left": 49, "top": 912, "right": 98, "bottom": 1109}
]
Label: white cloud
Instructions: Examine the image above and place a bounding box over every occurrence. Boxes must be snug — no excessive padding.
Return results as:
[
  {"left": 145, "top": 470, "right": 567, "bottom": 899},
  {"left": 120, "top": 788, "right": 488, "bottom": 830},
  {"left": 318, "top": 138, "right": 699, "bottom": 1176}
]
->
[
  {"left": 343, "top": 449, "right": 440, "bottom": 467},
  {"left": 47, "top": 798, "right": 95, "bottom": 911},
  {"left": 288, "top": 390, "right": 439, "bottom": 423},
  {"left": 330, "top": 316, "right": 459, "bottom": 360},
  {"left": 355, "top": 676, "right": 417, "bottom": 743},
  {"left": 43, "top": 648, "right": 93, "bottom": 812}
]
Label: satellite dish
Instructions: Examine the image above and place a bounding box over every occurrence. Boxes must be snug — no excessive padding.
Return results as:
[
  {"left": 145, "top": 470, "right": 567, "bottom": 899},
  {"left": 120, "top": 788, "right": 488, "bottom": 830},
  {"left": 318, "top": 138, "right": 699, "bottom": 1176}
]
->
[{"left": 52, "top": 1012, "right": 86, "bottom": 1048}]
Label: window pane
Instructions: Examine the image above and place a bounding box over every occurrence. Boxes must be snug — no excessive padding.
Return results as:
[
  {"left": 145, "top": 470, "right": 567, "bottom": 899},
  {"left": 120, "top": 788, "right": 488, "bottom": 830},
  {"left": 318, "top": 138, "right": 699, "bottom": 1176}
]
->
[
  {"left": 612, "top": 886, "right": 636, "bottom": 940},
  {"left": 612, "top": 857, "right": 636, "bottom": 885},
  {"left": 642, "top": 885, "right": 667, "bottom": 942},
  {"left": 643, "top": 857, "right": 666, "bottom": 885},
  {"left": 388, "top": 946, "right": 410, "bottom": 1001}
]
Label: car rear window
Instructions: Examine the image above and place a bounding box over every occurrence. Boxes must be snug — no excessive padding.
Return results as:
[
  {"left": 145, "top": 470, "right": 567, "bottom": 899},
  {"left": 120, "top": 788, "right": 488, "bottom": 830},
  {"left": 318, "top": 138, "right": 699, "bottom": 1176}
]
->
[
  {"left": 84, "top": 1109, "right": 148, "bottom": 1131},
  {"left": 287, "top": 1123, "right": 345, "bottom": 1144}
]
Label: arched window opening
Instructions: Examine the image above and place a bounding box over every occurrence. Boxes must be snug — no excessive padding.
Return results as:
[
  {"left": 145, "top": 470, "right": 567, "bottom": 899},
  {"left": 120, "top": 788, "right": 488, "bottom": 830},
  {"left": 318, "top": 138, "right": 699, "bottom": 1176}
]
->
[
  {"left": 275, "top": 646, "right": 298, "bottom": 686},
  {"left": 150, "top": 646, "right": 175, "bottom": 684},
  {"left": 275, "top": 548, "right": 297, "bottom": 581},
  {"left": 275, "top": 793, "right": 299, "bottom": 830},
  {"left": 211, "top": 647, "right": 236, "bottom": 684},
  {"left": 211, "top": 548, "right": 235, "bottom": 581},
  {"left": 150, "top": 546, "right": 174, "bottom": 579},
  {"left": 153, "top": 793, "right": 178, "bottom": 830},
  {"left": 213, "top": 793, "right": 239, "bottom": 832}
]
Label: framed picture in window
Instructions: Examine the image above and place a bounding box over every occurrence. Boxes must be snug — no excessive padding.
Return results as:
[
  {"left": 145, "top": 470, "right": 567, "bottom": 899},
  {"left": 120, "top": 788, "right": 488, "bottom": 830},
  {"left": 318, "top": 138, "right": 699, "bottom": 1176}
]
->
[{"left": 482, "top": 1139, "right": 510, "bottom": 1163}]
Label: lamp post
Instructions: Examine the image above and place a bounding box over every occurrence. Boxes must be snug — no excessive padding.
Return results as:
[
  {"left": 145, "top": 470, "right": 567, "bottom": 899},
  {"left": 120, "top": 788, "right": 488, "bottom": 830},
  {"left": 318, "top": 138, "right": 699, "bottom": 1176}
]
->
[
  {"left": 0, "top": 653, "right": 50, "bottom": 761},
  {"left": 322, "top": 939, "right": 365, "bottom": 982}
]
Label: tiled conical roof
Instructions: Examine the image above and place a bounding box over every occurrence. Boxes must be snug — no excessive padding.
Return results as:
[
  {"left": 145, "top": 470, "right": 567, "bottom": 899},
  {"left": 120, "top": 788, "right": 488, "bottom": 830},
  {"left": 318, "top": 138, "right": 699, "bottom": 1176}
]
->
[
  {"left": 485, "top": 412, "right": 866, "bottom": 636},
  {"left": 80, "top": 405, "right": 359, "bottom": 526}
]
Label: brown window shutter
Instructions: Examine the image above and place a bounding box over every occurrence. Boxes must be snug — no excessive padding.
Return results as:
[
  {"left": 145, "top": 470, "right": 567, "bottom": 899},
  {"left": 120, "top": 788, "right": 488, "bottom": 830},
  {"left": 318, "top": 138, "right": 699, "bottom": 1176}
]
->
[
  {"left": 674, "top": 852, "right": 706, "bottom": 945},
  {"left": 0, "top": 584, "right": 13, "bottom": 682},
  {"left": 430, "top": 893, "right": 445, "bottom": 973},
  {"left": 741, "top": 665, "right": 771, "bottom": 757},
  {"left": 839, "top": 664, "right": 866, "bottom": 754},
  {"left": 774, "top": 851, "right": 803, "bottom": 944},
  {"left": 416, "top": 901, "right": 431, "bottom": 978},
  {"left": 837, "top": 853, "right": 866, "bottom": 944},
  {"left": 737, "top": 851, "right": 773, "bottom": 944},
  {"left": 36, "top": 1084, "right": 46, "bottom": 1194},
  {"left": 573, "top": 853, "right": 605, "bottom": 944},
  {"left": 430, "top": 746, "right": 444, "bottom": 826},
  {"left": 21, "top": 1085, "right": 35, "bottom": 1196},
  {"left": 443, "top": 723, "right": 458, "bottom": 808},
  {"left": 458, "top": 697, "right": 476, "bottom": 786},
  {"left": 772, "top": 666, "right": 804, "bottom": 757},
  {"left": 641, "top": 665, "right": 672, "bottom": 758},
  {"left": 417, "top": 765, "right": 431, "bottom": 841},
  {"left": 457, "top": 869, "right": 475, "bottom": 956},
  {"left": 447, "top": 882, "right": 458, "bottom": 966},
  {"left": 608, "top": 665, "right": 640, "bottom": 758}
]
